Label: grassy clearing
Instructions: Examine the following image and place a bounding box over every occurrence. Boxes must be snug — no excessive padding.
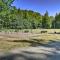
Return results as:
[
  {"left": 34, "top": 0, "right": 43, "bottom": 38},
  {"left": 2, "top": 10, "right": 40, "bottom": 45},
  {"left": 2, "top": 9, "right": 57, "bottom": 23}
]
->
[
  {"left": 0, "top": 33, "right": 60, "bottom": 52},
  {"left": 0, "top": 29, "right": 60, "bottom": 52},
  {"left": 0, "top": 40, "right": 31, "bottom": 52},
  {"left": 1, "top": 29, "right": 60, "bottom": 33}
]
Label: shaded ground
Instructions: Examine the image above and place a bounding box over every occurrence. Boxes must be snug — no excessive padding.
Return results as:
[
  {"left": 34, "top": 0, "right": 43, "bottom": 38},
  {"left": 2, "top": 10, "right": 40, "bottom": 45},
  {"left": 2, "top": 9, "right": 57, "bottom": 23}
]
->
[
  {"left": 0, "top": 32, "right": 60, "bottom": 60},
  {"left": 0, "top": 32, "right": 60, "bottom": 52},
  {"left": 0, "top": 40, "right": 60, "bottom": 60}
]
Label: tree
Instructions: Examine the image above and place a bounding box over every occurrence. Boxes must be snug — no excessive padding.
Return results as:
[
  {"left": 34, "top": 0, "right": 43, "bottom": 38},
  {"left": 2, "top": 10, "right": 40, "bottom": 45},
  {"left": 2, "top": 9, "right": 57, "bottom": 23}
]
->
[
  {"left": 42, "top": 11, "right": 51, "bottom": 28},
  {"left": 54, "top": 13, "right": 60, "bottom": 28},
  {"left": 2, "top": 0, "right": 14, "bottom": 6},
  {"left": 0, "top": 0, "right": 60, "bottom": 29}
]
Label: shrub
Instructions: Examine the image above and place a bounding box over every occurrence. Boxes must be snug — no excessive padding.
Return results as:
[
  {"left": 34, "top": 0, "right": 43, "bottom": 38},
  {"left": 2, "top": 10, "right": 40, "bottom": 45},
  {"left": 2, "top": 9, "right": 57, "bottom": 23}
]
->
[
  {"left": 15, "top": 29, "right": 19, "bottom": 32},
  {"left": 24, "top": 30, "right": 29, "bottom": 33},
  {"left": 41, "top": 30, "right": 47, "bottom": 33}
]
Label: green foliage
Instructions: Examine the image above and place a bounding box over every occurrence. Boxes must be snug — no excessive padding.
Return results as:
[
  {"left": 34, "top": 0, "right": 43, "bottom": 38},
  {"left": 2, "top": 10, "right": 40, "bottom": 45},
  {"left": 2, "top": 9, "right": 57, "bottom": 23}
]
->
[
  {"left": 42, "top": 11, "right": 51, "bottom": 29},
  {"left": 24, "top": 29, "right": 29, "bottom": 33},
  {"left": 54, "top": 13, "right": 60, "bottom": 28},
  {"left": 0, "top": 0, "right": 60, "bottom": 29},
  {"left": 2, "top": 0, "right": 14, "bottom": 6}
]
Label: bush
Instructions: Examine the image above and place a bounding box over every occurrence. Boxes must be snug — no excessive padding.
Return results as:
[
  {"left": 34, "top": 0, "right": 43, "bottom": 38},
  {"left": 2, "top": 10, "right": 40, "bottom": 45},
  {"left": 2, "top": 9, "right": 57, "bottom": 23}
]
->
[
  {"left": 54, "top": 31, "right": 56, "bottom": 34},
  {"left": 15, "top": 29, "right": 19, "bottom": 32},
  {"left": 24, "top": 30, "right": 29, "bottom": 33},
  {"left": 41, "top": 30, "right": 47, "bottom": 33}
]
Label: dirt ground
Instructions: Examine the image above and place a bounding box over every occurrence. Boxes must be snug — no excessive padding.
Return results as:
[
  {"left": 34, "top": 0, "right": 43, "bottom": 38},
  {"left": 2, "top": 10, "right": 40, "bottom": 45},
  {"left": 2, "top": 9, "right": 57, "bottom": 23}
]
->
[
  {"left": 0, "top": 32, "right": 60, "bottom": 51},
  {"left": 0, "top": 31, "right": 60, "bottom": 60},
  {"left": 0, "top": 40, "right": 60, "bottom": 60}
]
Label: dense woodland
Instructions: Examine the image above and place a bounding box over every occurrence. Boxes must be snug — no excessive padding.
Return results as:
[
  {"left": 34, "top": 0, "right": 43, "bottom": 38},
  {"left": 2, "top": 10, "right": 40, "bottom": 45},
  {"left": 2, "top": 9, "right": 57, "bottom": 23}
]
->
[{"left": 0, "top": 0, "right": 60, "bottom": 29}]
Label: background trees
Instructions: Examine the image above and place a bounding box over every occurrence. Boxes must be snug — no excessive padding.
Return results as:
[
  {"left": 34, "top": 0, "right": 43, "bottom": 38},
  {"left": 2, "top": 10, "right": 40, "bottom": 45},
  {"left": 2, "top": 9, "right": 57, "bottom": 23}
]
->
[
  {"left": 54, "top": 13, "right": 60, "bottom": 28},
  {"left": 0, "top": 0, "right": 60, "bottom": 29},
  {"left": 42, "top": 11, "right": 52, "bottom": 29}
]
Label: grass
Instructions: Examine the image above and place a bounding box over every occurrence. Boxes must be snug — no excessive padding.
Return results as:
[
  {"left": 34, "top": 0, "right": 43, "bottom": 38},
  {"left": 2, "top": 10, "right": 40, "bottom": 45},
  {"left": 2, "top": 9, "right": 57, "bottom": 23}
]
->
[
  {"left": 0, "top": 29, "right": 60, "bottom": 52},
  {"left": 0, "top": 40, "right": 31, "bottom": 52}
]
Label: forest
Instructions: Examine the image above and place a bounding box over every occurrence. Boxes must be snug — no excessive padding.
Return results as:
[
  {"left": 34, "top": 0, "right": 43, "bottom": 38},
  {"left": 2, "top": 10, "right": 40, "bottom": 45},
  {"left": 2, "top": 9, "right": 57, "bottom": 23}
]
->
[{"left": 0, "top": 0, "right": 60, "bottom": 29}]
